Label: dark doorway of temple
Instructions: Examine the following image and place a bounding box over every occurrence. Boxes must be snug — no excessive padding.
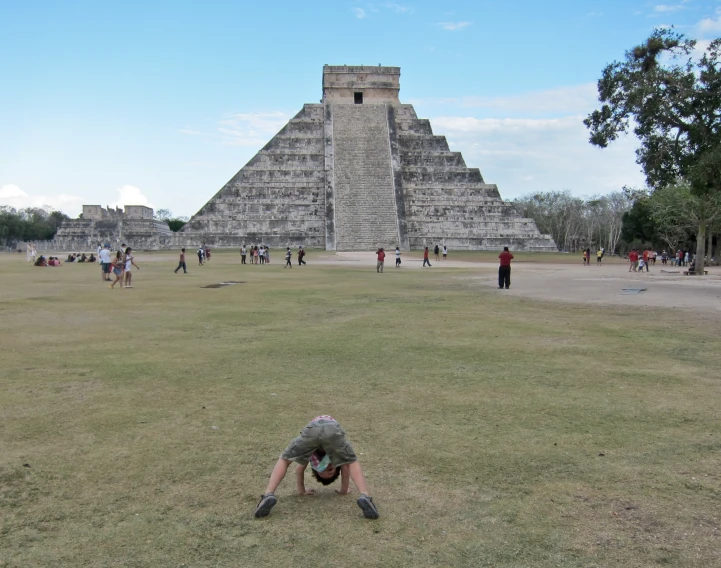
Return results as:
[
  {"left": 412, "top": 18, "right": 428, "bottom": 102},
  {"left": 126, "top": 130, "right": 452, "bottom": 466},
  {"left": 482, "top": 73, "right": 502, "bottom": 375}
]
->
[{"left": 354, "top": 92, "right": 363, "bottom": 104}]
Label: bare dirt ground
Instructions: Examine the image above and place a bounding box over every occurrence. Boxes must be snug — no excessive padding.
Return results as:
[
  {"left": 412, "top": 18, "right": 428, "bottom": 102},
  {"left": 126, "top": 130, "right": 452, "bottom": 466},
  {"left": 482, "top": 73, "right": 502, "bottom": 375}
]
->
[{"left": 315, "top": 252, "right": 721, "bottom": 314}]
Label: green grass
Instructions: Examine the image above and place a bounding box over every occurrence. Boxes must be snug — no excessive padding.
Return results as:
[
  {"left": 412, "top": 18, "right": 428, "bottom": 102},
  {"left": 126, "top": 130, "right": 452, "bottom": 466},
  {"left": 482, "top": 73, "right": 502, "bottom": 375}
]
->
[{"left": 1, "top": 251, "right": 719, "bottom": 567}]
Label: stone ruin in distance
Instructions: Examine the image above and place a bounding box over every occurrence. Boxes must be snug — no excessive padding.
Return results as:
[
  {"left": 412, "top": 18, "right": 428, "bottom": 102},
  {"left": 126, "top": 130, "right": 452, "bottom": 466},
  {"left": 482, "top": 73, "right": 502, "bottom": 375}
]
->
[{"left": 52, "top": 66, "right": 556, "bottom": 251}]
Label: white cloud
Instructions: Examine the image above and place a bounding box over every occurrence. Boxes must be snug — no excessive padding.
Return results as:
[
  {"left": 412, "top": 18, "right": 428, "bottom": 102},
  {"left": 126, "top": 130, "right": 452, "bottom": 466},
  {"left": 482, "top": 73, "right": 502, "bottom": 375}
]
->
[
  {"left": 109, "top": 185, "right": 153, "bottom": 209},
  {"left": 428, "top": 113, "right": 645, "bottom": 199},
  {"left": 0, "top": 184, "right": 84, "bottom": 214},
  {"left": 218, "top": 111, "right": 291, "bottom": 146},
  {"left": 698, "top": 9, "right": 721, "bottom": 34},
  {"left": 352, "top": 7, "right": 366, "bottom": 19},
  {"left": 438, "top": 21, "right": 471, "bottom": 31}
]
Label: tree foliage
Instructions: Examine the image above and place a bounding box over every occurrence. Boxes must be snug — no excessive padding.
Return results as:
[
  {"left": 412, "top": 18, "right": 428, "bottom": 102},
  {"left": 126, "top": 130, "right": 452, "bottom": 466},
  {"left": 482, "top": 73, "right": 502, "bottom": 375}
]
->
[
  {"left": 0, "top": 207, "right": 70, "bottom": 246},
  {"left": 584, "top": 28, "right": 721, "bottom": 268}
]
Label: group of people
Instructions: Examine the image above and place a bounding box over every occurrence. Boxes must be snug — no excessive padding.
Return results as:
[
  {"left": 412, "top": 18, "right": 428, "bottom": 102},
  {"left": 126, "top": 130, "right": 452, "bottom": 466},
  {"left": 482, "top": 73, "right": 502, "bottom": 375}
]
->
[
  {"left": 97, "top": 243, "right": 139, "bottom": 288},
  {"left": 581, "top": 248, "right": 605, "bottom": 265},
  {"left": 34, "top": 255, "right": 61, "bottom": 267},
  {"left": 197, "top": 244, "right": 212, "bottom": 265},
  {"left": 65, "top": 252, "right": 96, "bottom": 263},
  {"left": 283, "top": 246, "right": 307, "bottom": 268},
  {"left": 627, "top": 248, "right": 657, "bottom": 272},
  {"left": 239, "top": 244, "right": 272, "bottom": 265}
]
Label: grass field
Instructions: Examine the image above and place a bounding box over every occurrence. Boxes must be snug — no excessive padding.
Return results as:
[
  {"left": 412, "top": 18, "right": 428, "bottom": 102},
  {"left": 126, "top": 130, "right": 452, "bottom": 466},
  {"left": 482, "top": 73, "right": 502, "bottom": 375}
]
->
[{"left": 1, "top": 250, "right": 720, "bottom": 567}]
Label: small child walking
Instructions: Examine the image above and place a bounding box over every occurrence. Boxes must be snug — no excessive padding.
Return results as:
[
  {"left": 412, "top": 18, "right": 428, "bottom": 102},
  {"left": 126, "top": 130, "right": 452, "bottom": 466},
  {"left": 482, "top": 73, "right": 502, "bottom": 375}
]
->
[
  {"left": 254, "top": 415, "right": 379, "bottom": 519},
  {"left": 174, "top": 248, "right": 187, "bottom": 274}
]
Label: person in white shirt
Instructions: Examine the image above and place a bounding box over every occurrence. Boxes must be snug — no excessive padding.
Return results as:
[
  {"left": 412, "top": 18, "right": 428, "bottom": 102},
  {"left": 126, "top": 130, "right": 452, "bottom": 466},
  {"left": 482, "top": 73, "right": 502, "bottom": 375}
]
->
[
  {"left": 395, "top": 247, "right": 401, "bottom": 267},
  {"left": 99, "top": 245, "right": 112, "bottom": 281}
]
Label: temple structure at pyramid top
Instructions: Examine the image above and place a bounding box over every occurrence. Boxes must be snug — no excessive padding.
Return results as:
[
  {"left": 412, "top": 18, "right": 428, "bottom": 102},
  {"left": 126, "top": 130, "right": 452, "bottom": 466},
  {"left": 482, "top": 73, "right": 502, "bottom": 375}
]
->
[{"left": 181, "top": 66, "right": 558, "bottom": 251}]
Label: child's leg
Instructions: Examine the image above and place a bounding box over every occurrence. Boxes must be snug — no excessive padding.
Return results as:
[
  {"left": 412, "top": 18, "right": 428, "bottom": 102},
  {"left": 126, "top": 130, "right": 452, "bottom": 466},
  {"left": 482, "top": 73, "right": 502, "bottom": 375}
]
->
[
  {"left": 347, "top": 461, "right": 370, "bottom": 495},
  {"left": 264, "top": 458, "right": 292, "bottom": 495}
]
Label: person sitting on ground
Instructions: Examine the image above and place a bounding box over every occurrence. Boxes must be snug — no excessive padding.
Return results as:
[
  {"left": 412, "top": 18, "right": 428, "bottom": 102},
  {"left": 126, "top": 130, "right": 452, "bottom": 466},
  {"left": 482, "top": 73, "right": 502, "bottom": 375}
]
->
[
  {"left": 66, "top": 254, "right": 74, "bottom": 262},
  {"left": 34, "top": 256, "right": 47, "bottom": 267},
  {"left": 254, "top": 415, "right": 379, "bottom": 520},
  {"left": 88, "top": 254, "right": 96, "bottom": 263}
]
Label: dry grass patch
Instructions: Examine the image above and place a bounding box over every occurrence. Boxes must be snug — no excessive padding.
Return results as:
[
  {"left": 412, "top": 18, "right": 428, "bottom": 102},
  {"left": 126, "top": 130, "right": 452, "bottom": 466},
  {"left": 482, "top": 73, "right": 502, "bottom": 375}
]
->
[{"left": 1, "top": 251, "right": 719, "bottom": 567}]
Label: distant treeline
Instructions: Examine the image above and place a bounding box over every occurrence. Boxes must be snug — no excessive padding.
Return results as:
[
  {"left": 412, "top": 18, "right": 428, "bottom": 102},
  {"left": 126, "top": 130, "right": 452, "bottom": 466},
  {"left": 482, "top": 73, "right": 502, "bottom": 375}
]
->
[
  {"left": 513, "top": 188, "right": 719, "bottom": 255},
  {"left": 0, "top": 207, "right": 70, "bottom": 246}
]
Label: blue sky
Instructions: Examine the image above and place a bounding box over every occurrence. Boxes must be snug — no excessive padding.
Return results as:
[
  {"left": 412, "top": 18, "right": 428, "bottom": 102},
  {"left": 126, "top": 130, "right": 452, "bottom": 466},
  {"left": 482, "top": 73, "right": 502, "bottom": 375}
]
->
[{"left": 2, "top": 0, "right": 720, "bottom": 218}]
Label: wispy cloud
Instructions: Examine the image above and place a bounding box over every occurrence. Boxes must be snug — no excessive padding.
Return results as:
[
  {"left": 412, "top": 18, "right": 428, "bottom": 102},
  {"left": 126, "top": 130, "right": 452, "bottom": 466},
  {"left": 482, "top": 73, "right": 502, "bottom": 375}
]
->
[
  {"left": 409, "top": 83, "right": 599, "bottom": 117},
  {"left": 352, "top": 7, "right": 366, "bottom": 19},
  {"left": 0, "top": 184, "right": 85, "bottom": 215},
  {"left": 429, "top": 114, "right": 644, "bottom": 198},
  {"left": 438, "top": 21, "right": 471, "bottom": 31},
  {"left": 218, "top": 111, "right": 291, "bottom": 147},
  {"left": 385, "top": 3, "right": 412, "bottom": 13},
  {"left": 652, "top": 3, "right": 685, "bottom": 13},
  {"left": 178, "top": 126, "right": 207, "bottom": 136},
  {"left": 697, "top": 8, "right": 721, "bottom": 34}
]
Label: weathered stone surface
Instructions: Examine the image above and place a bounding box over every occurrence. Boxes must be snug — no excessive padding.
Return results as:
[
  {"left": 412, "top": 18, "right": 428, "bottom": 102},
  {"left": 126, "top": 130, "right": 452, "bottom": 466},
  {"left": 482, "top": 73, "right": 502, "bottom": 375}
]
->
[
  {"left": 50, "top": 66, "right": 557, "bottom": 252},
  {"left": 178, "top": 66, "right": 556, "bottom": 251}
]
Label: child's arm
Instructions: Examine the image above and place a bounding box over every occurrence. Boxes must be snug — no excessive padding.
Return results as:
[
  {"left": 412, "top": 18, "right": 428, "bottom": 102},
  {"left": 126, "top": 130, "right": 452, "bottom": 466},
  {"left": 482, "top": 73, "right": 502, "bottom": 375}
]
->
[
  {"left": 336, "top": 464, "right": 352, "bottom": 495},
  {"left": 264, "top": 457, "right": 292, "bottom": 495},
  {"left": 295, "top": 463, "right": 314, "bottom": 495}
]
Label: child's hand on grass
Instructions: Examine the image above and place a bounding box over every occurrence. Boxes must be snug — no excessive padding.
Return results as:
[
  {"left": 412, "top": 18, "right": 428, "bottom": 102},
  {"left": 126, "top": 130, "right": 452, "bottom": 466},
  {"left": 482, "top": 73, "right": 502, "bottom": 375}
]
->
[
  {"left": 335, "top": 488, "right": 352, "bottom": 495},
  {"left": 300, "top": 489, "right": 315, "bottom": 495}
]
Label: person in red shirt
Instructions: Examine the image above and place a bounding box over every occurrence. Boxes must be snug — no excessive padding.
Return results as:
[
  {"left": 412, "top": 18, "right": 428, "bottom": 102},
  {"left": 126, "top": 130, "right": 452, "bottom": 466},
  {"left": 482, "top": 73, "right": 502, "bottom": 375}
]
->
[
  {"left": 642, "top": 249, "right": 650, "bottom": 272},
  {"left": 628, "top": 249, "right": 639, "bottom": 272},
  {"left": 498, "top": 247, "right": 514, "bottom": 289},
  {"left": 376, "top": 248, "right": 385, "bottom": 273},
  {"left": 422, "top": 246, "right": 432, "bottom": 267}
]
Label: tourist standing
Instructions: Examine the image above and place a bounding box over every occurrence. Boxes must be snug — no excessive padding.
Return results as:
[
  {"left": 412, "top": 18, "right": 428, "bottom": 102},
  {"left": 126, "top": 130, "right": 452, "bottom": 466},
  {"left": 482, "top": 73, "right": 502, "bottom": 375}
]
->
[
  {"left": 395, "top": 247, "right": 401, "bottom": 267},
  {"left": 298, "top": 246, "right": 306, "bottom": 266},
  {"left": 422, "top": 246, "right": 431, "bottom": 267},
  {"left": 442, "top": 245, "right": 448, "bottom": 260},
  {"left": 265, "top": 246, "right": 270, "bottom": 264},
  {"left": 684, "top": 251, "right": 689, "bottom": 266},
  {"left": 434, "top": 244, "right": 440, "bottom": 261},
  {"left": 642, "top": 249, "right": 650, "bottom": 272},
  {"left": 259, "top": 245, "right": 265, "bottom": 265},
  {"left": 376, "top": 248, "right": 385, "bottom": 273},
  {"left": 498, "top": 246, "right": 513, "bottom": 289},
  {"left": 174, "top": 248, "right": 187, "bottom": 274},
  {"left": 197, "top": 247, "right": 204, "bottom": 266},
  {"left": 596, "top": 248, "right": 603, "bottom": 265},
  {"left": 123, "top": 247, "right": 140, "bottom": 288},
  {"left": 661, "top": 250, "right": 668, "bottom": 265},
  {"left": 284, "top": 247, "right": 292, "bottom": 268},
  {"left": 99, "top": 244, "right": 112, "bottom": 281},
  {"left": 253, "top": 246, "right": 259, "bottom": 264},
  {"left": 241, "top": 245, "right": 247, "bottom": 264}
]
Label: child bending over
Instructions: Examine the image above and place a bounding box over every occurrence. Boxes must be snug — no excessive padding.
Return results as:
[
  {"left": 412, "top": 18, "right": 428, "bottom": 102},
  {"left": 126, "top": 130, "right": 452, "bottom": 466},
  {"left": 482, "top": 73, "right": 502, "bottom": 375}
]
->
[{"left": 254, "top": 415, "right": 379, "bottom": 519}]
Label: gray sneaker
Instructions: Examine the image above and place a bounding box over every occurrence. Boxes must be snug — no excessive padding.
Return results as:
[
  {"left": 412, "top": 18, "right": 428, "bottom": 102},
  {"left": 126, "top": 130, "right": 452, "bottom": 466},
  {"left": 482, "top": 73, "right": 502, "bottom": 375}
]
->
[
  {"left": 254, "top": 493, "right": 277, "bottom": 518},
  {"left": 357, "top": 494, "right": 379, "bottom": 519}
]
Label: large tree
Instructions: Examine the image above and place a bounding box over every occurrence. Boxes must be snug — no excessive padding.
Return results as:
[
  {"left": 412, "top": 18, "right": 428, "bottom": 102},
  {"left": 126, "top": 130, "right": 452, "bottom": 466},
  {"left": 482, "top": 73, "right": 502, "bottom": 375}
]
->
[{"left": 584, "top": 29, "right": 721, "bottom": 273}]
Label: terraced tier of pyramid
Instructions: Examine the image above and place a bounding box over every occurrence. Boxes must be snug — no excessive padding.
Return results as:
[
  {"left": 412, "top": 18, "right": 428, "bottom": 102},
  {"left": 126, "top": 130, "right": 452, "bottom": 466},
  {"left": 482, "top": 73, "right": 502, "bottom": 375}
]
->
[{"left": 182, "top": 66, "right": 556, "bottom": 251}]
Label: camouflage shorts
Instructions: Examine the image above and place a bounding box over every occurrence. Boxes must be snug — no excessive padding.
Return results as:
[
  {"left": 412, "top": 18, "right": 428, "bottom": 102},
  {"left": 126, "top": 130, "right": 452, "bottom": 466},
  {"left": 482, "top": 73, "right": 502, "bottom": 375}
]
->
[{"left": 280, "top": 418, "right": 357, "bottom": 466}]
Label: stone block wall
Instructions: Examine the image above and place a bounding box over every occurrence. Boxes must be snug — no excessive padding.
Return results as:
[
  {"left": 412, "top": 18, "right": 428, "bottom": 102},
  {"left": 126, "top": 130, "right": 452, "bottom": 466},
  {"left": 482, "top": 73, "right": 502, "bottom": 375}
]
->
[{"left": 180, "top": 104, "right": 326, "bottom": 247}]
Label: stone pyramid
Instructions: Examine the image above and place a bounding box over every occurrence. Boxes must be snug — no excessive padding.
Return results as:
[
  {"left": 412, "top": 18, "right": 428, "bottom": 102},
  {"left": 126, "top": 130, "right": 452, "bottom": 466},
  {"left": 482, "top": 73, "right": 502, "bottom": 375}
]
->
[{"left": 182, "top": 65, "right": 556, "bottom": 251}]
